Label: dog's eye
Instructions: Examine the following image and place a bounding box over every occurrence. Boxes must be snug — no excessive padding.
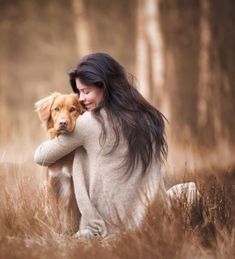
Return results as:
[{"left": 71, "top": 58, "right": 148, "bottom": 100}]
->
[
  {"left": 54, "top": 107, "right": 60, "bottom": 112},
  {"left": 70, "top": 107, "right": 77, "bottom": 112}
]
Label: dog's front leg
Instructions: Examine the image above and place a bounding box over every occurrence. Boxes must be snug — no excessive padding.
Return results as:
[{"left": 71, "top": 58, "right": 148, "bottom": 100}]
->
[{"left": 47, "top": 128, "right": 58, "bottom": 139}]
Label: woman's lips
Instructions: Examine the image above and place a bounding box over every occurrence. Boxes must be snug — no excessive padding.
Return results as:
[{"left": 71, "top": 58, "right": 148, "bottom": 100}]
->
[{"left": 84, "top": 103, "right": 92, "bottom": 110}]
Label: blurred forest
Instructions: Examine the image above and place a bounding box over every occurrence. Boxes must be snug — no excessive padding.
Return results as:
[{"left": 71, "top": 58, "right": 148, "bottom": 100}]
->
[{"left": 0, "top": 0, "right": 235, "bottom": 172}]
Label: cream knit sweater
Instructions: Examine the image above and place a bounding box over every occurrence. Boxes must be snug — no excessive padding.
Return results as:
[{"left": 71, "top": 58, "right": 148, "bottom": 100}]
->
[{"left": 34, "top": 110, "right": 163, "bottom": 239}]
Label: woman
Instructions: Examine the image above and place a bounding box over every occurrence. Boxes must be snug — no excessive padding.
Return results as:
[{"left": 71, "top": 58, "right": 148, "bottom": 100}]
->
[{"left": 34, "top": 52, "right": 167, "bottom": 240}]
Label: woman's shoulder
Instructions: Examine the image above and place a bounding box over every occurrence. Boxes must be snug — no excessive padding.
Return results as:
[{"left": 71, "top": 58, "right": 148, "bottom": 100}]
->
[
  {"left": 78, "top": 109, "right": 107, "bottom": 122},
  {"left": 76, "top": 111, "right": 100, "bottom": 130},
  {"left": 78, "top": 111, "right": 95, "bottom": 122},
  {"left": 76, "top": 109, "right": 110, "bottom": 132},
  {"left": 74, "top": 111, "right": 105, "bottom": 142}
]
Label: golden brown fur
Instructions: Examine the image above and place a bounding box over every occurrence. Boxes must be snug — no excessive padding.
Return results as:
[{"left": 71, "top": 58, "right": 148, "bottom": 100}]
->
[{"left": 35, "top": 92, "right": 82, "bottom": 233}]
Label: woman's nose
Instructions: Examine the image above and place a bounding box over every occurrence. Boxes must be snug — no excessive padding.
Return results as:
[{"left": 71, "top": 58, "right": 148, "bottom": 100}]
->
[{"left": 79, "top": 93, "right": 85, "bottom": 101}]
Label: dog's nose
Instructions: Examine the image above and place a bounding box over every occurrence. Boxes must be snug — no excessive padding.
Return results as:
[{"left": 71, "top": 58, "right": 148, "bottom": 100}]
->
[{"left": 59, "top": 120, "right": 68, "bottom": 129}]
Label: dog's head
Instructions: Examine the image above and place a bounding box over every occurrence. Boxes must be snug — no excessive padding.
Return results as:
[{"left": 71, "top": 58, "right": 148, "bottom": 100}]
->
[{"left": 35, "top": 92, "right": 82, "bottom": 138}]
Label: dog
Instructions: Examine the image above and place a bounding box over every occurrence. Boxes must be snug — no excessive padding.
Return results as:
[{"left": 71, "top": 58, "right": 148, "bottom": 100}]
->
[{"left": 35, "top": 92, "right": 82, "bottom": 233}]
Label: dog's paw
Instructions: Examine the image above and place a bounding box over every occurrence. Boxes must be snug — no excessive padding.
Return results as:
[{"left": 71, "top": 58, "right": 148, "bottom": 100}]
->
[{"left": 47, "top": 128, "right": 58, "bottom": 139}]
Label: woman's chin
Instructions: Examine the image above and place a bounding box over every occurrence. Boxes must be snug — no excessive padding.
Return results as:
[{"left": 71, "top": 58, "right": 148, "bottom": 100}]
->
[{"left": 85, "top": 105, "right": 94, "bottom": 111}]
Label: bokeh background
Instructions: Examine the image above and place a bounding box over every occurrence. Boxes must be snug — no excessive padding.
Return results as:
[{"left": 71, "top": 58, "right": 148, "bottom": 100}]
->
[{"left": 0, "top": 0, "right": 235, "bottom": 174}]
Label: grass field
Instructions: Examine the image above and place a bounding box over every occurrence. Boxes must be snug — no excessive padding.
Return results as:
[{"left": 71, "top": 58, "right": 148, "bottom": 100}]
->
[{"left": 0, "top": 161, "right": 234, "bottom": 259}]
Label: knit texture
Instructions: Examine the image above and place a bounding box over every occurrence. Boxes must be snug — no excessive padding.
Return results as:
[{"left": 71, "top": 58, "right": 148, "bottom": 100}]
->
[{"left": 34, "top": 110, "right": 163, "bottom": 239}]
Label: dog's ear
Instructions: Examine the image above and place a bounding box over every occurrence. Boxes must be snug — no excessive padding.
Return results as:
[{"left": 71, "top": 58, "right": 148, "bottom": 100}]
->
[
  {"left": 34, "top": 92, "right": 61, "bottom": 122},
  {"left": 79, "top": 102, "right": 86, "bottom": 114}
]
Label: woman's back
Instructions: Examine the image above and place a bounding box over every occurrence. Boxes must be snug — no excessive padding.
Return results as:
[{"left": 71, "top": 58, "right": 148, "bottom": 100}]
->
[
  {"left": 35, "top": 110, "right": 163, "bottom": 238},
  {"left": 73, "top": 111, "right": 163, "bottom": 238}
]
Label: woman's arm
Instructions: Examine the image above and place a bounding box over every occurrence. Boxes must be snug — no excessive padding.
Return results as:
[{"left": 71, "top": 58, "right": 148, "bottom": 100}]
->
[{"left": 34, "top": 112, "right": 91, "bottom": 166}]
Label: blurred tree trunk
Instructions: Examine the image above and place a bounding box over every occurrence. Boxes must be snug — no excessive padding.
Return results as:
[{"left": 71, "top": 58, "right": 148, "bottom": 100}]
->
[
  {"left": 136, "top": 0, "right": 151, "bottom": 99},
  {"left": 209, "top": 0, "right": 235, "bottom": 145},
  {"left": 197, "top": 0, "right": 217, "bottom": 146},
  {"left": 197, "top": 0, "right": 212, "bottom": 134},
  {"left": 0, "top": 15, "right": 10, "bottom": 145},
  {"left": 159, "top": 0, "right": 200, "bottom": 146},
  {"left": 72, "top": 0, "right": 91, "bottom": 57},
  {"left": 136, "top": 0, "right": 168, "bottom": 118},
  {"left": 82, "top": 0, "right": 136, "bottom": 72}
]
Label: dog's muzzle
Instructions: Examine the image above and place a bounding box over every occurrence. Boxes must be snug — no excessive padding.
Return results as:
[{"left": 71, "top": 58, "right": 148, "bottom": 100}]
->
[{"left": 59, "top": 120, "right": 68, "bottom": 130}]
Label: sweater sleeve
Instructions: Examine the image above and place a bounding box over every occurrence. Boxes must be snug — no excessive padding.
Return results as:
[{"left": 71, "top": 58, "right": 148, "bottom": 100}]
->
[{"left": 34, "top": 112, "right": 91, "bottom": 166}]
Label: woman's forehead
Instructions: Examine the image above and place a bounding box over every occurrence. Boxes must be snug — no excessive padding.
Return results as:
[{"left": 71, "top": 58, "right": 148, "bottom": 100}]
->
[{"left": 75, "top": 78, "right": 89, "bottom": 90}]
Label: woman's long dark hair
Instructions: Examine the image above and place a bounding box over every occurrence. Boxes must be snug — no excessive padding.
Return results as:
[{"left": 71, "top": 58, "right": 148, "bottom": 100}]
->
[{"left": 69, "top": 53, "right": 167, "bottom": 176}]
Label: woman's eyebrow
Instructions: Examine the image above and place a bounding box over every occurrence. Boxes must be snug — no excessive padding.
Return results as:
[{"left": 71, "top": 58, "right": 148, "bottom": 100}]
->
[{"left": 79, "top": 87, "right": 89, "bottom": 91}]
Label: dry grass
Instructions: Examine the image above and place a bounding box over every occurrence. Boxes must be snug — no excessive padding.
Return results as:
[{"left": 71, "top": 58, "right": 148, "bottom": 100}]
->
[{"left": 0, "top": 162, "right": 234, "bottom": 259}]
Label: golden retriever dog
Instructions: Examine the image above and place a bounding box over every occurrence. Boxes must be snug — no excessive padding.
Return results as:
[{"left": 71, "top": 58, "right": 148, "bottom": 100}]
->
[{"left": 35, "top": 92, "right": 82, "bottom": 233}]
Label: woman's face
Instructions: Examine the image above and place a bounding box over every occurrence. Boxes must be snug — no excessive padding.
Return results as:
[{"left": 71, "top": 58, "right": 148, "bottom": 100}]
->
[{"left": 76, "top": 78, "right": 103, "bottom": 111}]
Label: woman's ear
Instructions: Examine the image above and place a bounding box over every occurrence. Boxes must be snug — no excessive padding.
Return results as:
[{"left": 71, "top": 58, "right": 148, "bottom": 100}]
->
[{"left": 35, "top": 92, "right": 61, "bottom": 122}]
